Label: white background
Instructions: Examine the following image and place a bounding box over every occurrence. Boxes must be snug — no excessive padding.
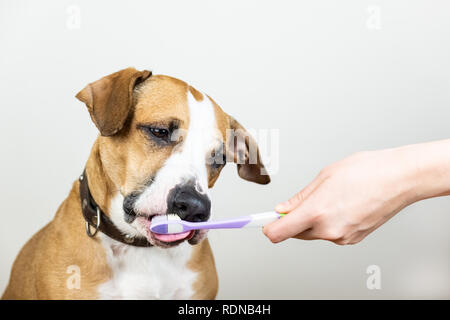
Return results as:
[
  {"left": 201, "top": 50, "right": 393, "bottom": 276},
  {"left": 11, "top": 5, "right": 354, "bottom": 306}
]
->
[{"left": 0, "top": 0, "right": 449, "bottom": 299}]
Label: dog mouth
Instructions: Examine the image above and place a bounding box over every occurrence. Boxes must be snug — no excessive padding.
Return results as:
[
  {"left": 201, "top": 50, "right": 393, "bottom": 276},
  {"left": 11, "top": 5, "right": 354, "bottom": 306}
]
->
[
  {"left": 135, "top": 214, "right": 203, "bottom": 248},
  {"left": 149, "top": 215, "right": 196, "bottom": 246}
]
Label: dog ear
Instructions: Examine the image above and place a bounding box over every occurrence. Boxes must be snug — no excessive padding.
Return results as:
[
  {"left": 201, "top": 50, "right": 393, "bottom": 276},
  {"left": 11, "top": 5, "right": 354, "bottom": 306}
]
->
[
  {"left": 76, "top": 68, "right": 152, "bottom": 136},
  {"left": 226, "top": 117, "right": 271, "bottom": 184}
]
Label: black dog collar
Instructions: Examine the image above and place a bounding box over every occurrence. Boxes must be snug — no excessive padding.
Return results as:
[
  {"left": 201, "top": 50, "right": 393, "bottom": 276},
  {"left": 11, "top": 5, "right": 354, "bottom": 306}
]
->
[{"left": 79, "top": 169, "right": 152, "bottom": 247}]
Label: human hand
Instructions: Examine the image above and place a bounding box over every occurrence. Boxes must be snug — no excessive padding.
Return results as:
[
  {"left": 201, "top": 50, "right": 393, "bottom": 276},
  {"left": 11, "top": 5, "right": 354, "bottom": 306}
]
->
[{"left": 263, "top": 140, "right": 450, "bottom": 245}]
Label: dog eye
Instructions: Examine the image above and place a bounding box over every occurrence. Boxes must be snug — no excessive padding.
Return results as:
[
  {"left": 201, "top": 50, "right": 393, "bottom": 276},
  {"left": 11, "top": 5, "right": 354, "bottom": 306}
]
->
[
  {"left": 139, "top": 125, "right": 171, "bottom": 143},
  {"left": 148, "top": 127, "right": 169, "bottom": 140}
]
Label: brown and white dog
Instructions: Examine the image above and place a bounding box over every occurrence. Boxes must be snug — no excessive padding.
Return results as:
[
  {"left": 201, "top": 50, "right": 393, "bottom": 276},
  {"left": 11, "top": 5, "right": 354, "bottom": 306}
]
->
[{"left": 2, "top": 68, "right": 270, "bottom": 299}]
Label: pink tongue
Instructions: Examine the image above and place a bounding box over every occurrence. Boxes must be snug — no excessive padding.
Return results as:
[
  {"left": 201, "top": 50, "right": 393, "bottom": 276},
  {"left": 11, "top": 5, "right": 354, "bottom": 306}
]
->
[{"left": 153, "top": 231, "right": 191, "bottom": 243}]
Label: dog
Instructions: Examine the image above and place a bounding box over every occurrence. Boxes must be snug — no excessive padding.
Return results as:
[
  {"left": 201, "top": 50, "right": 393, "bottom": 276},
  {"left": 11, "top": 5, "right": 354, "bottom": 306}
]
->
[{"left": 2, "top": 68, "right": 270, "bottom": 299}]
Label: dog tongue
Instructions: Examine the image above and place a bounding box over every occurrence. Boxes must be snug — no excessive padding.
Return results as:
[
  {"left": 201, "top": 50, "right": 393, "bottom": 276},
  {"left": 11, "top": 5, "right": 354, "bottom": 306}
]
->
[{"left": 153, "top": 231, "right": 192, "bottom": 243}]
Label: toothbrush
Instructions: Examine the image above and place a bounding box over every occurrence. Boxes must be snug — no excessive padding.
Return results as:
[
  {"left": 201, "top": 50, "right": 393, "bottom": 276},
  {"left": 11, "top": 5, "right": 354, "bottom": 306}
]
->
[{"left": 150, "top": 211, "right": 285, "bottom": 234}]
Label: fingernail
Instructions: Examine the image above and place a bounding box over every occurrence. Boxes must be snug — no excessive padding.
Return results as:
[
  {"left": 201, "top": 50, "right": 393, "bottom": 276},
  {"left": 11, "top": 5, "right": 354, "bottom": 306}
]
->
[{"left": 275, "top": 202, "right": 288, "bottom": 213}]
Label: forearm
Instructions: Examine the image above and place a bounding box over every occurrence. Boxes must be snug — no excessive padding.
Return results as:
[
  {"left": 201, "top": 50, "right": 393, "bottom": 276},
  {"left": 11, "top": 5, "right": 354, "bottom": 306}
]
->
[{"left": 403, "top": 139, "right": 450, "bottom": 202}]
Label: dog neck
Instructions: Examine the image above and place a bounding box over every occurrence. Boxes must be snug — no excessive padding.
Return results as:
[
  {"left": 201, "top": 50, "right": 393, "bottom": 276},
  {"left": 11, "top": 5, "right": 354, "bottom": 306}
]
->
[{"left": 84, "top": 139, "right": 116, "bottom": 216}]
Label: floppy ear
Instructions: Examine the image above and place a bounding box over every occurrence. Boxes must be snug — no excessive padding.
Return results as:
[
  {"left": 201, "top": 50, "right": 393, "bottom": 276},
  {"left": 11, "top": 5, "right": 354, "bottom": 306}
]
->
[
  {"left": 226, "top": 117, "right": 271, "bottom": 185},
  {"left": 76, "top": 67, "right": 152, "bottom": 136}
]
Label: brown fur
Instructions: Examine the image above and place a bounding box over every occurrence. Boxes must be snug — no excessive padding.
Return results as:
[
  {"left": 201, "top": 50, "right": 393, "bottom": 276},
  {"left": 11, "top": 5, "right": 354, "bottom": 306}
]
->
[
  {"left": 2, "top": 68, "right": 268, "bottom": 300},
  {"left": 76, "top": 68, "right": 152, "bottom": 136},
  {"left": 2, "top": 180, "right": 111, "bottom": 299}
]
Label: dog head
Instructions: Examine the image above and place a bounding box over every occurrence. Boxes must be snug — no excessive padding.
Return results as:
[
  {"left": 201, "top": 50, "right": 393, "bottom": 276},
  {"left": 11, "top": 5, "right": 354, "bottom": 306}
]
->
[{"left": 76, "top": 67, "right": 270, "bottom": 248}]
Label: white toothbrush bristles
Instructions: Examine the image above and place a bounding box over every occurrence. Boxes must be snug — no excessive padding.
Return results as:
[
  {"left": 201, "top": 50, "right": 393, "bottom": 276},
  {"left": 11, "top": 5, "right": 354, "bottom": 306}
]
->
[{"left": 166, "top": 213, "right": 182, "bottom": 221}]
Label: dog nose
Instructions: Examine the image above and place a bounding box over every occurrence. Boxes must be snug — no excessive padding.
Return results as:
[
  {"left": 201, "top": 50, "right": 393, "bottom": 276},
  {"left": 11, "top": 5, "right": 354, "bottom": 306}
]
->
[{"left": 167, "top": 184, "right": 211, "bottom": 222}]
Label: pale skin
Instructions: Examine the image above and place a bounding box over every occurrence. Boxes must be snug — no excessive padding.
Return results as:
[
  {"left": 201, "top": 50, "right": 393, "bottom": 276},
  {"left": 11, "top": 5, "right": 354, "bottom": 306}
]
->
[{"left": 263, "top": 139, "right": 450, "bottom": 245}]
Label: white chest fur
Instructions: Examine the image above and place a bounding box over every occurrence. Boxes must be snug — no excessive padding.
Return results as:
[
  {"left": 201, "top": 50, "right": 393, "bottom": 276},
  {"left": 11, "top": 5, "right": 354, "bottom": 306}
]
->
[{"left": 98, "top": 235, "right": 198, "bottom": 300}]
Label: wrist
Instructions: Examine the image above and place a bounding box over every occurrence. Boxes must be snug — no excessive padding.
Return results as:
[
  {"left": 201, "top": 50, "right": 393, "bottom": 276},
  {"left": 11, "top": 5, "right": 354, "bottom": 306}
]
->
[{"left": 398, "top": 139, "right": 450, "bottom": 203}]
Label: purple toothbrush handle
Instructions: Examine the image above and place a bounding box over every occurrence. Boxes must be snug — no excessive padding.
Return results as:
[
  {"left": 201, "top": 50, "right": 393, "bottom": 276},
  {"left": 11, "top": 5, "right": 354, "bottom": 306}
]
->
[{"left": 184, "top": 216, "right": 252, "bottom": 231}]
